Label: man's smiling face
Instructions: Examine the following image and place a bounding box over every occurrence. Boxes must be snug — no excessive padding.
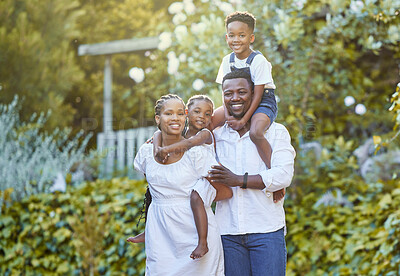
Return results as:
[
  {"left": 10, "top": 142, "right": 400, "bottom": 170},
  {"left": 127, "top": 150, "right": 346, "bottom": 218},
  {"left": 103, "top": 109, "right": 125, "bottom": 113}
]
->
[{"left": 222, "top": 77, "right": 253, "bottom": 119}]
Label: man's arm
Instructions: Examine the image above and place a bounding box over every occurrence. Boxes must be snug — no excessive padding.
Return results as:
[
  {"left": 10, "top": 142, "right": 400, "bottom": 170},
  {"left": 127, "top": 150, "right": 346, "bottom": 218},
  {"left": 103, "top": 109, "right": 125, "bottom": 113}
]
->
[
  {"left": 258, "top": 126, "right": 296, "bottom": 192},
  {"left": 209, "top": 125, "right": 295, "bottom": 192},
  {"left": 208, "top": 164, "right": 265, "bottom": 189}
]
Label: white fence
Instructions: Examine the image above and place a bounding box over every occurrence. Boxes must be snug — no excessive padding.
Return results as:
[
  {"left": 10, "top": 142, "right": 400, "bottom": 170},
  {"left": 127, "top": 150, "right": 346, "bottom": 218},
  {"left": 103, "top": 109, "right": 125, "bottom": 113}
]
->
[{"left": 97, "top": 126, "right": 157, "bottom": 178}]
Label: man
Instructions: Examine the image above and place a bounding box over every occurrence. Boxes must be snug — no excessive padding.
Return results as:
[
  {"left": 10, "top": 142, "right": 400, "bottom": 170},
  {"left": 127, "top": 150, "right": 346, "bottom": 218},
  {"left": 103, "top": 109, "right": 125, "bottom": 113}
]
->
[{"left": 209, "top": 70, "right": 296, "bottom": 276}]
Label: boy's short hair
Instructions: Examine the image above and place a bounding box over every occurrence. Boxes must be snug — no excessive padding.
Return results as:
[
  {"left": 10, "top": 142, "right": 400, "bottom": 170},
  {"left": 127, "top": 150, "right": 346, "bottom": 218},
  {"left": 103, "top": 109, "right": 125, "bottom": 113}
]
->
[
  {"left": 225, "top": 11, "right": 256, "bottom": 32},
  {"left": 222, "top": 70, "right": 254, "bottom": 90}
]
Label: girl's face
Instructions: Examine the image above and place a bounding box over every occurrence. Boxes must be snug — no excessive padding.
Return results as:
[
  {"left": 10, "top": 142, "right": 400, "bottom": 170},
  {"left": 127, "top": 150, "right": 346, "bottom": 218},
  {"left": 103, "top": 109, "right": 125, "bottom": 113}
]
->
[
  {"left": 155, "top": 99, "right": 186, "bottom": 135},
  {"left": 187, "top": 100, "right": 213, "bottom": 131}
]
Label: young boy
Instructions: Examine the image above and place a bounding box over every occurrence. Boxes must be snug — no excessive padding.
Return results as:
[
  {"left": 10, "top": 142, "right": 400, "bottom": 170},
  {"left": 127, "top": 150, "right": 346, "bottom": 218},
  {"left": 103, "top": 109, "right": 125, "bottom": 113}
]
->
[{"left": 213, "top": 11, "right": 284, "bottom": 201}]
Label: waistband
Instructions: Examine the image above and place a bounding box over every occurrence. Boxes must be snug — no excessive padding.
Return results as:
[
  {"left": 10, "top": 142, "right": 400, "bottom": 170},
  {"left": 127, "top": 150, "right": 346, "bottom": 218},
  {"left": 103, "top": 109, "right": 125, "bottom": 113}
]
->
[{"left": 152, "top": 197, "right": 190, "bottom": 206}]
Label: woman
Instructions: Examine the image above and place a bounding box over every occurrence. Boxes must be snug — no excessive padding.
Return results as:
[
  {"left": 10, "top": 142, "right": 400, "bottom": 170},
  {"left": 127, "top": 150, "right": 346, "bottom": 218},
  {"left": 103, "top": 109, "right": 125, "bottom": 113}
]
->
[{"left": 133, "top": 94, "right": 228, "bottom": 275}]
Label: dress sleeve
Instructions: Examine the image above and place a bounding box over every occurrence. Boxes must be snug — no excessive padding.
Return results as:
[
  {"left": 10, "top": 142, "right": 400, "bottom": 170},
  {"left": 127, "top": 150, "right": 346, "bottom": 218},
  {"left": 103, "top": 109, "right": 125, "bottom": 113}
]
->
[
  {"left": 189, "top": 145, "right": 219, "bottom": 178},
  {"left": 133, "top": 144, "right": 152, "bottom": 177},
  {"left": 189, "top": 145, "right": 219, "bottom": 206},
  {"left": 193, "top": 178, "right": 216, "bottom": 207}
]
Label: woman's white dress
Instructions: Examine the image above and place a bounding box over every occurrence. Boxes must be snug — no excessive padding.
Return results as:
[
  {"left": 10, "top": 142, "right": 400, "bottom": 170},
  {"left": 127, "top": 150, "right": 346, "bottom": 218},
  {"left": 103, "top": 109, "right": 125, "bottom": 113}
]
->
[{"left": 134, "top": 143, "right": 224, "bottom": 276}]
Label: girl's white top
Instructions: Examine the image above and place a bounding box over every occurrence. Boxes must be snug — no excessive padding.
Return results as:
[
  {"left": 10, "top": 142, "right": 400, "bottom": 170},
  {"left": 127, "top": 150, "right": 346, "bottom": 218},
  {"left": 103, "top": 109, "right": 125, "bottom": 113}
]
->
[{"left": 134, "top": 143, "right": 224, "bottom": 276}]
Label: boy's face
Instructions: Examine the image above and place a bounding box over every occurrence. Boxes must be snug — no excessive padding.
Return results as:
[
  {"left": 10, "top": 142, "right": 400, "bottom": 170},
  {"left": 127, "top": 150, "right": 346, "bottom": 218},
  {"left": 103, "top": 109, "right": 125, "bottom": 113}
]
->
[{"left": 225, "top": 21, "right": 255, "bottom": 60}]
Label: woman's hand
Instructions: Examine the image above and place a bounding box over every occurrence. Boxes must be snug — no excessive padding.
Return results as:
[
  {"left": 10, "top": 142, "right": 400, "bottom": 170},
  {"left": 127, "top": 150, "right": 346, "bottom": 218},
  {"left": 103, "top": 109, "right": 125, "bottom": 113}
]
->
[{"left": 208, "top": 164, "right": 241, "bottom": 187}]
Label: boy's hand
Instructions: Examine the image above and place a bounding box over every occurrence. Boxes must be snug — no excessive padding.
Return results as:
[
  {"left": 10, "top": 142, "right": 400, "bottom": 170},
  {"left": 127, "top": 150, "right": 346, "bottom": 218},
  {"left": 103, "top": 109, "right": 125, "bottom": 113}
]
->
[
  {"left": 155, "top": 146, "right": 169, "bottom": 163},
  {"left": 227, "top": 116, "right": 246, "bottom": 131},
  {"left": 273, "top": 188, "right": 285, "bottom": 202}
]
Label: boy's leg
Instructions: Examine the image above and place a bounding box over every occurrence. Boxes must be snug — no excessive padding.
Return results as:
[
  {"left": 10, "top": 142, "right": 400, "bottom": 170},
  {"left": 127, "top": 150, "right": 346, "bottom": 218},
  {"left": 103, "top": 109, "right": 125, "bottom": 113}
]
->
[
  {"left": 190, "top": 190, "right": 209, "bottom": 259},
  {"left": 250, "top": 113, "right": 285, "bottom": 202},
  {"left": 249, "top": 113, "right": 272, "bottom": 168},
  {"left": 210, "top": 106, "right": 226, "bottom": 130},
  {"left": 221, "top": 235, "right": 251, "bottom": 276},
  {"left": 248, "top": 229, "right": 287, "bottom": 276}
]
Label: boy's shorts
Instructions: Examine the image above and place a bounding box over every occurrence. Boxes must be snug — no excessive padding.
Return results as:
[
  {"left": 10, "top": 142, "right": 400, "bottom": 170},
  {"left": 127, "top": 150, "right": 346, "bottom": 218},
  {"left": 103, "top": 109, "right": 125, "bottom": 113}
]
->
[{"left": 253, "top": 88, "right": 278, "bottom": 123}]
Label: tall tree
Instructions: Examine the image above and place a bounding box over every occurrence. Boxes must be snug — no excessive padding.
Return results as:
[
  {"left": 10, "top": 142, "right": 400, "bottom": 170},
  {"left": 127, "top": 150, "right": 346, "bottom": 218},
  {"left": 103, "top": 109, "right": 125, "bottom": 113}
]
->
[{"left": 0, "top": 0, "right": 84, "bottom": 130}]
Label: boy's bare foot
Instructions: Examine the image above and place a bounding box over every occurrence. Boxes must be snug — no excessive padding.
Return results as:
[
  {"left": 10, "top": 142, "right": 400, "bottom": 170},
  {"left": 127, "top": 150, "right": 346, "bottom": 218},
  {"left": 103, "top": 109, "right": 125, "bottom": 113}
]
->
[
  {"left": 190, "top": 243, "right": 208, "bottom": 259},
  {"left": 126, "top": 232, "right": 145, "bottom": 243}
]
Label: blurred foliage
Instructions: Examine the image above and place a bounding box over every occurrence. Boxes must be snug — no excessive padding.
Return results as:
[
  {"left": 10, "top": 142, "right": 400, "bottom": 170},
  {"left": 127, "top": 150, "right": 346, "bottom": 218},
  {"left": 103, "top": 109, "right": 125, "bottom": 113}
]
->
[
  {"left": 0, "top": 97, "right": 91, "bottom": 210},
  {"left": 1, "top": 0, "right": 400, "bottom": 274},
  {"left": 164, "top": 0, "right": 400, "bottom": 147},
  {"left": 71, "top": 0, "right": 174, "bottom": 147},
  {"left": 0, "top": 178, "right": 147, "bottom": 275},
  {"left": 287, "top": 134, "right": 400, "bottom": 275},
  {"left": 0, "top": 0, "right": 84, "bottom": 131}
]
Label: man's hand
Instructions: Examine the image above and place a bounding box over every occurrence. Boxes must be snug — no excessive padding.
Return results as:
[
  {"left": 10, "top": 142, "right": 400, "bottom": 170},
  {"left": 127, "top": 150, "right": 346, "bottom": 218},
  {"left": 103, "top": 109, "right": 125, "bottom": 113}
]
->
[
  {"left": 226, "top": 116, "right": 246, "bottom": 131},
  {"left": 273, "top": 188, "right": 285, "bottom": 203},
  {"left": 208, "top": 164, "right": 241, "bottom": 187}
]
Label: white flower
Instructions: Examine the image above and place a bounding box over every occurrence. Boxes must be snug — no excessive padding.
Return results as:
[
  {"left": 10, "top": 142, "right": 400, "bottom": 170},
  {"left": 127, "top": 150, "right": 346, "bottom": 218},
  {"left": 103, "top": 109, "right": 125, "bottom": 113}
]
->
[
  {"left": 355, "top": 103, "right": 367, "bottom": 115},
  {"left": 168, "top": 2, "right": 184, "bottom": 14},
  {"left": 167, "top": 52, "right": 180, "bottom": 75},
  {"left": 158, "top": 32, "right": 172, "bottom": 51},
  {"left": 175, "top": 25, "right": 188, "bottom": 42},
  {"left": 191, "top": 22, "right": 207, "bottom": 35},
  {"left": 199, "top": 43, "right": 208, "bottom": 50},
  {"left": 344, "top": 96, "right": 355, "bottom": 106},
  {"left": 192, "top": 79, "right": 205, "bottom": 91},
  {"left": 167, "top": 51, "right": 177, "bottom": 59},
  {"left": 183, "top": 0, "right": 196, "bottom": 15},
  {"left": 149, "top": 54, "right": 156, "bottom": 60},
  {"left": 293, "top": 0, "right": 306, "bottom": 10},
  {"left": 173, "top": 13, "right": 187, "bottom": 25},
  {"left": 218, "top": 2, "right": 234, "bottom": 14},
  {"left": 350, "top": 0, "right": 364, "bottom": 13},
  {"left": 388, "top": 25, "right": 400, "bottom": 44},
  {"left": 38, "top": 216, "right": 43, "bottom": 222},
  {"left": 129, "top": 67, "right": 145, "bottom": 83},
  {"left": 179, "top": 53, "right": 187, "bottom": 62},
  {"left": 145, "top": 51, "right": 151, "bottom": 57},
  {"left": 145, "top": 67, "right": 153, "bottom": 73},
  {"left": 49, "top": 211, "right": 55, "bottom": 218}
]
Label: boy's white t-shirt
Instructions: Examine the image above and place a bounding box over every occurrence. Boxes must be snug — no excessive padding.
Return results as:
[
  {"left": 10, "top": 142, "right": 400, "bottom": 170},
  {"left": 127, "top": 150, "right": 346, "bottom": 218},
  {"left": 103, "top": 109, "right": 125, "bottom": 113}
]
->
[{"left": 216, "top": 52, "right": 276, "bottom": 89}]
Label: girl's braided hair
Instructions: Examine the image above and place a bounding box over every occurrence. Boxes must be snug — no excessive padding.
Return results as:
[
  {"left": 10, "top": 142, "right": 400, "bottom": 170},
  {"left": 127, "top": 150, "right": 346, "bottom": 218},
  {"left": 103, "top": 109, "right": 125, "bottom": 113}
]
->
[
  {"left": 186, "top": 94, "right": 214, "bottom": 110},
  {"left": 137, "top": 94, "right": 185, "bottom": 227}
]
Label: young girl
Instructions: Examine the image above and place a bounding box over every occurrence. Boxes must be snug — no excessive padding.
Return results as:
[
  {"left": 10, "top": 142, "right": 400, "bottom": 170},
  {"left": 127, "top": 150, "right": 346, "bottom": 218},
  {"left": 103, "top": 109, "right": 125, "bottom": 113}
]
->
[{"left": 127, "top": 95, "right": 232, "bottom": 265}]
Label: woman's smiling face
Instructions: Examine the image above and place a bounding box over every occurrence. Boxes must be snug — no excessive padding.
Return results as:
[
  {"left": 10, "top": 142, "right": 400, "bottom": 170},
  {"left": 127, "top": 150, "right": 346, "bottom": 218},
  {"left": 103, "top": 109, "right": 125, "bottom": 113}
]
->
[{"left": 155, "top": 99, "right": 186, "bottom": 135}]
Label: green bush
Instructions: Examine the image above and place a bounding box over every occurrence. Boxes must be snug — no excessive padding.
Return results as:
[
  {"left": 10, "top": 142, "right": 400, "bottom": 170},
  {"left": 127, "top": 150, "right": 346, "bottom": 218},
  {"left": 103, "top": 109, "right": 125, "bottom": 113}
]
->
[
  {"left": 0, "top": 178, "right": 147, "bottom": 275},
  {"left": 286, "top": 135, "right": 400, "bottom": 275},
  {"left": 286, "top": 179, "right": 400, "bottom": 275}
]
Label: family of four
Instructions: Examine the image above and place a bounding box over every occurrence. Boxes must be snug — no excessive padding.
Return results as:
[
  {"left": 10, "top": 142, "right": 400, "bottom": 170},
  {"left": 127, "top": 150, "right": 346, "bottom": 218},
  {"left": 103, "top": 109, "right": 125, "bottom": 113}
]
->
[{"left": 127, "top": 11, "right": 296, "bottom": 276}]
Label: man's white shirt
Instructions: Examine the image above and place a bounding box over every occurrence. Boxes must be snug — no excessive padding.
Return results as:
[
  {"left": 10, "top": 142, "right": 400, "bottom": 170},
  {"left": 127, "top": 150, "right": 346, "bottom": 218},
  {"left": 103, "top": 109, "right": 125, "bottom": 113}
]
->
[{"left": 214, "top": 122, "right": 295, "bottom": 235}]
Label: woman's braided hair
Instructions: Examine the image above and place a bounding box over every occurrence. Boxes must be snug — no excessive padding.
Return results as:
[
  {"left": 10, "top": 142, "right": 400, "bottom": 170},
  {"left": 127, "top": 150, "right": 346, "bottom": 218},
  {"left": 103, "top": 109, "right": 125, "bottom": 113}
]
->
[{"left": 137, "top": 94, "right": 185, "bottom": 227}]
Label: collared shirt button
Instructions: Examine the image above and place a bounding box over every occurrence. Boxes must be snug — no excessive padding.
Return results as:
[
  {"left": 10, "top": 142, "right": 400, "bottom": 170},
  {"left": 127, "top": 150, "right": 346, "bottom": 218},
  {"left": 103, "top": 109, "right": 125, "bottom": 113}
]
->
[{"left": 266, "top": 192, "right": 271, "bottom": 197}]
